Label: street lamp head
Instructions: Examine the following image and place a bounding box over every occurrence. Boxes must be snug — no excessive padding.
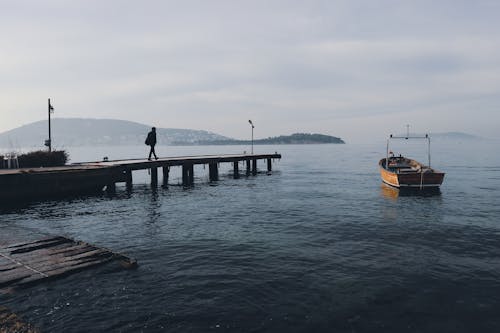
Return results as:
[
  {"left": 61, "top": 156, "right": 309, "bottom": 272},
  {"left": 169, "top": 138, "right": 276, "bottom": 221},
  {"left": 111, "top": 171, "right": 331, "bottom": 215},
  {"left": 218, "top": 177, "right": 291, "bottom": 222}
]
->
[{"left": 248, "top": 120, "right": 254, "bottom": 128}]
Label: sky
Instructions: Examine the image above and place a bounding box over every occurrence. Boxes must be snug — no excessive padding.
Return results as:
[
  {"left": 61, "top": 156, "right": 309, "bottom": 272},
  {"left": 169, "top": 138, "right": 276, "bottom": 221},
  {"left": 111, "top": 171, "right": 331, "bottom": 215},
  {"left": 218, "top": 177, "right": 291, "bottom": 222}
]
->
[{"left": 1, "top": 0, "right": 499, "bottom": 143}]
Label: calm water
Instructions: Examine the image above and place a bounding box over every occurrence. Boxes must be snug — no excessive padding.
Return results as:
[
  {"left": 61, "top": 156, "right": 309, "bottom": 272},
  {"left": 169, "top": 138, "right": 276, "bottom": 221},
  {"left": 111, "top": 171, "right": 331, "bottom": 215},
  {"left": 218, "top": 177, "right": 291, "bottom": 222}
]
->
[{"left": 1, "top": 142, "right": 500, "bottom": 332}]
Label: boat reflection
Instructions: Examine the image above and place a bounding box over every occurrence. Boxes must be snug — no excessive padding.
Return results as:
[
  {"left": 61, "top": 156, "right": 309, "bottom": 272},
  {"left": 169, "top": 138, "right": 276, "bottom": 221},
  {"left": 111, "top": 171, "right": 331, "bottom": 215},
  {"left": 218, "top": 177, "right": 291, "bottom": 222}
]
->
[{"left": 380, "top": 183, "right": 441, "bottom": 200}]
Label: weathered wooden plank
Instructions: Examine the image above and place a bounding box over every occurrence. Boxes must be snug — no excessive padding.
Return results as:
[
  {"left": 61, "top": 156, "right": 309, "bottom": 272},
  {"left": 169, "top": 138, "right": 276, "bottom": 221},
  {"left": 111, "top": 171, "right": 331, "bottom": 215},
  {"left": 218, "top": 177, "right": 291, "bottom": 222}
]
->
[
  {"left": 3, "top": 236, "right": 66, "bottom": 250},
  {"left": 0, "top": 264, "right": 19, "bottom": 272},
  {"left": 9, "top": 238, "right": 72, "bottom": 254},
  {"left": 0, "top": 272, "right": 33, "bottom": 288},
  {"left": 18, "top": 256, "right": 115, "bottom": 285},
  {"left": 1, "top": 243, "right": 82, "bottom": 262},
  {"left": 0, "top": 236, "right": 137, "bottom": 290},
  {"left": 32, "top": 250, "right": 112, "bottom": 273},
  {"left": 12, "top": 247, "right": 104, "bottom": 269}
]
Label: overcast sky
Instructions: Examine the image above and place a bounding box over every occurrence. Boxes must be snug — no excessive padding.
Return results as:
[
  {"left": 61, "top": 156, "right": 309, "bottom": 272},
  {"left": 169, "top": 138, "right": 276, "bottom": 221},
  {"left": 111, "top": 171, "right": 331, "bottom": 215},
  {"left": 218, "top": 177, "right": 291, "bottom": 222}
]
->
[{"left": 1, "top": 0, "right": 499, "bottom": 142}]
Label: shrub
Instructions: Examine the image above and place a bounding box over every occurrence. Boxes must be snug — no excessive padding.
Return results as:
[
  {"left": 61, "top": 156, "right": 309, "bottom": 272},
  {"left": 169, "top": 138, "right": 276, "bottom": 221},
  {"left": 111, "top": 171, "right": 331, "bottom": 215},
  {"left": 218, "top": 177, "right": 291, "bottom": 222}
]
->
[{"left": 17, "top": 150, "right": 69, "bottom": 168}]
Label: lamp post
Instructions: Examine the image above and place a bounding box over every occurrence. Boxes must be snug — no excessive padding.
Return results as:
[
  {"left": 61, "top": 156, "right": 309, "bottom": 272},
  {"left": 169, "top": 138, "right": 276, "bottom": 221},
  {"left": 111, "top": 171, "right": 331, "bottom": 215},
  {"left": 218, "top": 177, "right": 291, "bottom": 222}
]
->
[
  {"left": 45, "top": 98, "right": 54, "bottom": 152},
  {"left": 248, "top": 120, "right": 254, "bottom": 154}
]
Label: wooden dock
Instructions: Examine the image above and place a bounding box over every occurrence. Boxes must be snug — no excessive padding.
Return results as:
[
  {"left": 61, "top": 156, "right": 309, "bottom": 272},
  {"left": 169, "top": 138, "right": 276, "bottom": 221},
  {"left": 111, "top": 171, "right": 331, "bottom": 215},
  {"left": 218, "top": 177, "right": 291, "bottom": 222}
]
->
[
  {"left": 79, "top": 153, "right": 282, "bottom": 189},
  {"left": 0, "top": 236, "right": 136, "bottom": 291},
  {"left": 0, "top": 153, "right": 281, "bottom": 201}
]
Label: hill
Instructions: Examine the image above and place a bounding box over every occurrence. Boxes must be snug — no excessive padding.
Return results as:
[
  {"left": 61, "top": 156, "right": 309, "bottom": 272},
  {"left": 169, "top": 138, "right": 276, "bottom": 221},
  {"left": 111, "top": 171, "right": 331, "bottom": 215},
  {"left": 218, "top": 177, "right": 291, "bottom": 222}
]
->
[
  {"left": 174, "top": 133, "right": 345, "bottom": 145},
  {"left": 429, "top": 132, "right": 483, "bottom": 141},
  {"left": 0, "top": 118, "right": 231, "bottom": 148}
]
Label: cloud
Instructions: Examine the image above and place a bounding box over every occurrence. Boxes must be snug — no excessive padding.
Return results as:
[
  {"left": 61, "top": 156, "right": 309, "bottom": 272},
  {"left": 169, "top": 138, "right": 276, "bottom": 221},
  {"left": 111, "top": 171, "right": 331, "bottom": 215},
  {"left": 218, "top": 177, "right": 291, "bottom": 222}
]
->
[{"left": 1, "top": 0, "right": 500, "bottom": 141}]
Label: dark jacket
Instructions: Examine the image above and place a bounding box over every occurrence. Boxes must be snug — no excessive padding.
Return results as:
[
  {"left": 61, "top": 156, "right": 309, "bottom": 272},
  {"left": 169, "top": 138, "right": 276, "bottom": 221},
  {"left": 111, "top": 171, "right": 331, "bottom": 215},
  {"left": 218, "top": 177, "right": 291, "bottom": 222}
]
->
[{"left": 145, "top": 131, "right": 157, "bottom": 146}]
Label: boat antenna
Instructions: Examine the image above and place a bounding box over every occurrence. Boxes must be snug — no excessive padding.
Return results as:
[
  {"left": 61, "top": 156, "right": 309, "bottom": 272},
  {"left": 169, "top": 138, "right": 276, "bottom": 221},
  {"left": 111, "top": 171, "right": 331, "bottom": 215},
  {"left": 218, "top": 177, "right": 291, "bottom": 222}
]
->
[{"left": 406, "top": 124, "right": 410, "bottom": 139}]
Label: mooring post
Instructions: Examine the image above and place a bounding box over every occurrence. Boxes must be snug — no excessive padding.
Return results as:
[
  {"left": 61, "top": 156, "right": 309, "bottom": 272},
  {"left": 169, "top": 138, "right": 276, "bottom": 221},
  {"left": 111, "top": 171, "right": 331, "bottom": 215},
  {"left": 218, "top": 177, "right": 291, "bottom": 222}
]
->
[
  {"left": 162, "top": 166, "right": 169, "bottom": 186},
  {"left": 252, "top": 159, "right": 257, "bottom": 176},
  {"left": 233, "top": 161, "right": 239, "bottom": 179},
  {"left": 151, "top": 167, "right": 158, "bottom": 186},
  {"left": 125, "top": 169, "right": 133, "bottom": 190},
  {"left": 246, "top": 159, "right": 251, "bottom": 176},
  {"left": 267, "top": 158, "right": 272, "bottom": 172},
  {"left": 209, "top": 163, "right": 219, "bottom": 181}
]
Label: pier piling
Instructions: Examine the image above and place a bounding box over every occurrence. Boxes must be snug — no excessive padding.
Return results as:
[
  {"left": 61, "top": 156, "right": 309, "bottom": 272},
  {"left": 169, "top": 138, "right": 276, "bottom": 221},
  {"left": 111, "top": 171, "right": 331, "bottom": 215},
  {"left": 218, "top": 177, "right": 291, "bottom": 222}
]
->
[
  {"left": 267, "top": 158, "right": 272, "bottom": 172},
  {"left": 162, "top": 166, "right": 169, "bottom": 186},
  {"left": 151, "top": 167, "right": 158, "bottom": 186},
  {"left": 182, "top": 163, "right": 194, "bottom": 186},
  {"left": 233, "top": 162, "right": 239, "bottom": 179},
  {"left": 125, "top": 169, "right": 132, "bottom": 190},
  {"left": 182, "top": 164, "right": 189, "bottom": 186},
  {"left": 252, "top": 159, "right": 257, "bottom": 176},
  {"left": 209, "top": 163, "right": 219, "bottom": 181},
  {"left": 246, "top": 159, "right": 251, "bottom": 175}
]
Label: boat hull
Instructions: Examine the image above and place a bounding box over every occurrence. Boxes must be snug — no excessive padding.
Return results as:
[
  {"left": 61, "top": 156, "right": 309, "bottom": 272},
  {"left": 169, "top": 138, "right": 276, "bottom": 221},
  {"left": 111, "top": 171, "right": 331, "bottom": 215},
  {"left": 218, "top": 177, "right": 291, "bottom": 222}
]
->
[{"left": 379, "top": 158, "right": 445, "bottom": 188}]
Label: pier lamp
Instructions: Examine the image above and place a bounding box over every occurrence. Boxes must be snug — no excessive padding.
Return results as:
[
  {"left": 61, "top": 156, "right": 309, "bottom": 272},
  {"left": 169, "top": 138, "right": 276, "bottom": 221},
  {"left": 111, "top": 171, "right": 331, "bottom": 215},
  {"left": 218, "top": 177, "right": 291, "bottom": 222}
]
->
[
  {"left": 45, "top": 99, "right": 55, "bottom": 152},
  {"left": 248, "top": 120, "right": 254, "bottom": 154}
]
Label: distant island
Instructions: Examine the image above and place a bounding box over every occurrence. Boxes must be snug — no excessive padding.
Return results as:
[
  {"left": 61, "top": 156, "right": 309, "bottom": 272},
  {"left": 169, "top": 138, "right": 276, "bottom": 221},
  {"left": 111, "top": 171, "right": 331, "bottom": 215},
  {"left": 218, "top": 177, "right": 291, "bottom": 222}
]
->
[
  {"left": 0, "top": 118, "right": 345, "bottom": 148},
  {"left": 174, "top": 133, "right": 345, "bottom": 145},
  {"left": 429, "top": 132, "right": 483, "bottom": 141}
]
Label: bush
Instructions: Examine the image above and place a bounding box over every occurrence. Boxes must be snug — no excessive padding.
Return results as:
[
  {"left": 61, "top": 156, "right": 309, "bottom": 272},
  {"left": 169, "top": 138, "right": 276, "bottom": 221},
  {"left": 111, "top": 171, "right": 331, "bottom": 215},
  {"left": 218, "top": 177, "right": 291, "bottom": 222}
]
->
[{"left": 17, "top": 150, "right": 69, "bottom": 168}]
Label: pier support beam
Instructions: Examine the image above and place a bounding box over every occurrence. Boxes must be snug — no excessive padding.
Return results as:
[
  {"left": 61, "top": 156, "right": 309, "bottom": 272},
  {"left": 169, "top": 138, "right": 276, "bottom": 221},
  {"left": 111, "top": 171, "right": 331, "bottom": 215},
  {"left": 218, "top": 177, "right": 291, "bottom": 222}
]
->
[
  {"left": 252, "top": 159, "right": 257, "bottom": 176},
  {"left": 246, "top": 159, "right": 251, "bottom": 176},
  {"left": 233, "top": 161, "right": 239, "bottom": 179},
  {"left": 267, "top": 158, "right": 272, "bottom": 172},
  {"left": 162, "top": 166, "right": 169, "bottom": 186},
  {"left": 151, "top": 167, "right": 158, "bottom": 186},
  {"left": 209, "top": 163, "right": 219, "bottom": 181}
]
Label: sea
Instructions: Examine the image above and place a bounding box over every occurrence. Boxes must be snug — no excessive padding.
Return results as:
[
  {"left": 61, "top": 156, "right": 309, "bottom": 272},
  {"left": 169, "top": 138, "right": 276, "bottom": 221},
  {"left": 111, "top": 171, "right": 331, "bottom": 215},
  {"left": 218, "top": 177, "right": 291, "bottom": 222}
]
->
[{"left": 1, "top": 141, "right": 500, "bottom": 332}]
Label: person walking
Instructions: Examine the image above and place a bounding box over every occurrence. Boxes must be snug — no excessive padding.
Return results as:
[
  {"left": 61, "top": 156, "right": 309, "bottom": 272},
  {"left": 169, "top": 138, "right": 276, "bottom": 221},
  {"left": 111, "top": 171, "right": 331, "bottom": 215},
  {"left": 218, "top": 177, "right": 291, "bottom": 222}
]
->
[{"left": 145, "top": 127, "right": 158, "bottom": 160}]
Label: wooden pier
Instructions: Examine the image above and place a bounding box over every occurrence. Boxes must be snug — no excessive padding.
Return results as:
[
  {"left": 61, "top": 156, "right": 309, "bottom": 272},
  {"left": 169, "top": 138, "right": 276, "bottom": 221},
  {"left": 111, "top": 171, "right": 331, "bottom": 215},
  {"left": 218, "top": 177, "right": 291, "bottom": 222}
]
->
[
  {"left": 0, "top": 236, "right": 136, "bottom": 291},
  {"left": 78, "top": 153, "right": 281, "bottom": 189},
  {"left": 0, "top": 153, "right": 281, "bottom": 201}
]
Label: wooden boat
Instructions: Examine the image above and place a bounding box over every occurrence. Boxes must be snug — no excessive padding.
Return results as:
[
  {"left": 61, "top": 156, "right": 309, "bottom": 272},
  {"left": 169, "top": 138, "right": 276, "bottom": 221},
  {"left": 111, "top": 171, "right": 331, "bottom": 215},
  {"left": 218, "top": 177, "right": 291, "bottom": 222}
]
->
[{"left": 379, "top": 134, "right": 445, "bottom": 189}]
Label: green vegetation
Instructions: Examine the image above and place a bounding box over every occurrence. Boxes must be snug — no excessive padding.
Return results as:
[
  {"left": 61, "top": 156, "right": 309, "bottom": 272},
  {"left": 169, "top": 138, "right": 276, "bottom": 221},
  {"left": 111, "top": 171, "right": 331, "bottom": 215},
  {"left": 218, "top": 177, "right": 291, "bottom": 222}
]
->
[{"left": 17, "top": 150, "right": 69, "bottom": 168}]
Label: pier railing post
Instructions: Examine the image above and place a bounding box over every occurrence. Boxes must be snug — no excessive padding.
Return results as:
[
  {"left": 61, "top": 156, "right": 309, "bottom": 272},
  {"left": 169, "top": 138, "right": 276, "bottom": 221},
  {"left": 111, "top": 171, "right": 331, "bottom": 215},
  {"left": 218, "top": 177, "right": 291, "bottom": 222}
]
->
[
  {"left": 233, "top": 161, "right": 239, "bottom": 179},
  {"left": 252, "top": 159, "right": 257, "bottom": 176}
]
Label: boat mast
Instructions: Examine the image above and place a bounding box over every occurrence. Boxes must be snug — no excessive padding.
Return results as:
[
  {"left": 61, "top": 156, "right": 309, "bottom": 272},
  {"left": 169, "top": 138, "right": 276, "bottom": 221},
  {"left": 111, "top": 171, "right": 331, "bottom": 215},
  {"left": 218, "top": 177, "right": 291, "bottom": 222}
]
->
[
  {"left": 386, "top": 137, "right": 390, "bottom": 168},
  {"left": 427, "top": 134, "right": 431, "bottom": 168}
]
